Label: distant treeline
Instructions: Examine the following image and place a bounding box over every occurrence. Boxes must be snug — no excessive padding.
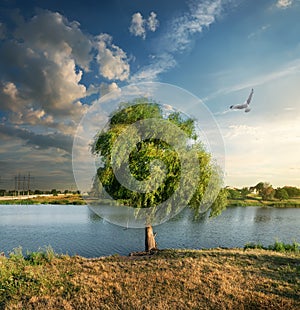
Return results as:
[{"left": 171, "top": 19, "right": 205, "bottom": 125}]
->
[
  {"left": 0, "top": 188, "right": 80, "bottom": 197},
  {"left": 227, "top": 182, "right": 300, "bottom": 200}
]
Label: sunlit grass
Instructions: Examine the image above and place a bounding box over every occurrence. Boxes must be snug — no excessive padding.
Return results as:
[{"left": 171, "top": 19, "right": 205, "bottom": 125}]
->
[
  {"left": 0, "top": 194, "right": 85, "bottom": 205},
  {"left": 228, "top": 197, "right": 300, "bottom": 208},
  {"left": 1, "top": 247, "right": 299, "bottom": 309}
]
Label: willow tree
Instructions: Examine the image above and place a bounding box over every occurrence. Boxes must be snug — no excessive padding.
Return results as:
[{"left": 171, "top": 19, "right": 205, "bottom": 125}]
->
[{"left": 92, "top": 99, "right": 227, "bottom": 252}]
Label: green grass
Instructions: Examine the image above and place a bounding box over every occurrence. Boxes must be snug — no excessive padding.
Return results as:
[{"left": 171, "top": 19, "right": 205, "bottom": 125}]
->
[
  {"left": 244, "top": 241, "right": 300, "bottom": 253},
  {"left": 228, "top": 196, "right": 300, "bottom": 208}
]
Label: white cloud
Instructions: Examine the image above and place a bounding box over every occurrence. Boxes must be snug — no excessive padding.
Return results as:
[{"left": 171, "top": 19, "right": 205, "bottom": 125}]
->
[
  {"left": 14, "top": 10, "right": 92, "bottom": 70},
  {"left": 129, "top": 12, "right": 146, "bottom": 39},
  {"left": 95, "top": 34, "right": 130, "bottom": 81},
  {"left": 0, "top": 10, "right": 131, "bottom": 140},
  {"left": 129, "top": 11, "right": 159, "bottom": 39},
  {"left": 248, "top": 24, "right": 270, "bottom": 39},
  {"left": 132, "top": 1, "right": 223, "bottom": 82},
  {"left": 0, "top": 10, "right": 90, "bottom": 128},
  {"left": 0, "top": 9, "right": 133, "bottom": 189},
  {"left": 131, "top": 53, "right": 176, "bottom": 82},
  {"left": 276, "top": 0, "right": 293, "bottom": 8},
  {"left": 100, "top": 82, "right": 120, "bottom": 97},
  {"left": 147, "top": 12, "right": 159, "bottom": 32},
  {"left": 166, "top": 0, "right": 222, "bottom": 53}
]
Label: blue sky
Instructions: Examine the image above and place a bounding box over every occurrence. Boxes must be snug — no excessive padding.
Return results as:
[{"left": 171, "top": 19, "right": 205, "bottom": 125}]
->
[{"left": 0, "top": 0, "right": 299, "bottom": 190}]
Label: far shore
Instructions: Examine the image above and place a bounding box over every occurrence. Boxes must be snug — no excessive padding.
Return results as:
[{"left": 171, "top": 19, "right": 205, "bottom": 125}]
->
[
  {"left": 0, "top": 193, "right": 85, "bottom": 205},
  {"left": 0, "top": 193, "right": 66, "bottom": 201},
  {"left": 0, "top": 193, "right": 300, "bottom": 208},
  {"left": 228, "top": 197, "right": 300, "bottom": 208}
]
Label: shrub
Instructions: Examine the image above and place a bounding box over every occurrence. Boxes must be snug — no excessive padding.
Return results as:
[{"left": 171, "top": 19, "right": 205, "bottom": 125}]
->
[{"left": 244, "top": 241, "right": 299, "bottom": 253}]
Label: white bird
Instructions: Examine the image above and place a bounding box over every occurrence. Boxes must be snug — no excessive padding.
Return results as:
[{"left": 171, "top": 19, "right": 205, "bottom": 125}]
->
[{"left": 230, "top": 88, "right": 254, "bottom": 113}]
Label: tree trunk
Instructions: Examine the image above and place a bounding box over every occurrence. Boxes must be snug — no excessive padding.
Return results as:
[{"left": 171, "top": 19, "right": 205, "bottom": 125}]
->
[{"left": 145, "top": 225, "right": 157, "bottom": 252}]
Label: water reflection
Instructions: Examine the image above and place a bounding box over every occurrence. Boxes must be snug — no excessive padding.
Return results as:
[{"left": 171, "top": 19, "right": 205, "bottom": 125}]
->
[
  {"left": 254, "top": 207, "right": 273, "bottom": 223},
  {"left": 88, "top": 209, "right": 102, "bottom": 222}
]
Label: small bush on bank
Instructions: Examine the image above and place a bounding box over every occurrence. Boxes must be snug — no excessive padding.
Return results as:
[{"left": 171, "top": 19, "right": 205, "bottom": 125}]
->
[{"left": 244, "top": 241, "right": 299, "bottom": 253}]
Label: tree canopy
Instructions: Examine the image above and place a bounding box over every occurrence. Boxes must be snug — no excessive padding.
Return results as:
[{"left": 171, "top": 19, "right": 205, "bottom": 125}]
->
[{"left": 92, "top": 99, "right": 227, "bottom": 220}]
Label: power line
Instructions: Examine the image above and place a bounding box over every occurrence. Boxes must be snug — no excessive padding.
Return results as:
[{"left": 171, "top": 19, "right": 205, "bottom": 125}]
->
[{"left": 13, "top": 173, "right": 34, "bottom": 196}]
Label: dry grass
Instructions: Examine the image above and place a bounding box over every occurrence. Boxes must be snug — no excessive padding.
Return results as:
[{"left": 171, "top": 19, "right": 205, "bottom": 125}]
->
[
  {"left": 0, "top": 194, "right": 85, "bottom": 205},
  {"left": 1, "top": 248, "right": 299, "bottom": 309}
]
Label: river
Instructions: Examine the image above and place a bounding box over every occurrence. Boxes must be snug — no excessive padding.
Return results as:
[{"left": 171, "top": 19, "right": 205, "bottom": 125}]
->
[{"left": 0, "top": 205, "right": 299, "bottom": 257}]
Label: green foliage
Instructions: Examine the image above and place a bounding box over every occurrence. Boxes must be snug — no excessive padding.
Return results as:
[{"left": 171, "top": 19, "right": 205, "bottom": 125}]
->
[
  {"left": 51, "top": 189, "right": 58, "bottom": 196},
  {"left": 283, "top": 186, "right": 300, "bottom": 198},
  {"left": 227, "top": 189, "right": 241, "bottom": 199},
  {"left": 257, "top": 182, "right": 275, "bottom": 200},
  {"left": 8, "top": 246, "right": 56, "bottom": 264},
  {"left": 168, "top": 112, "right": 197, "bottom": 140},
  {"left": 0, "top": 247, "right": 80, "bottom": 308},
  {"left": 111, "top": 99, "right": 162, "bottom": 125},
  {"left": 227, "top": 187, "right": 250, "bottom": 200},
  {"left": 240, "top": 187, "right": 251, "bottom": 198},
  {"left": 9, "top": 247, "right": 24, "bottom": 261},
  {"left": 244, "top": 242, "right": 264, "bottom": 250},
  {"left": 268, "top": 240, "right": 299, "bottom": 253},
  {"left": 274, "top": 187, "right": 289, "bottom": 200},
  {"left": 92, "top": 99, "right": 226, "bottom": 217},
  {"left": 25, "top": 246, "right": 56, "bottom": 265},
  {"left": 244, "top": 241, "right": 300, "bottom": 253},
  {"left": 209, "top": 188, "right": 228, "bottom": 217},
  {"left": 254, "top": 182, "right": 264, "bottom": 192}
]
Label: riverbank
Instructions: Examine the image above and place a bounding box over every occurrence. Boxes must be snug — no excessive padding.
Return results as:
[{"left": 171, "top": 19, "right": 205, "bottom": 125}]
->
[
  {"left": 0, "top": 194, "right": 85, "bottom": 205},
  {"left": 0, "top": 248, "right": 299, "bottom": 309},
  {"left": 1, "top": 193, "right": 300, "bottom": 208},
  {"left": 228, "top": 197, "right": 300, "bottom": 208}
]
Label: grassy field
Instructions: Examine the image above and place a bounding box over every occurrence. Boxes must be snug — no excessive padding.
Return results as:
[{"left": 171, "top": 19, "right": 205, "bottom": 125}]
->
[
  {"left": 0, "top": 194, "right": 85, "bottom": 205},
  {"left": 0, "top": 247, "right": 299, "bottom": 309},
  {"left": 1, "top": 193, "right": 300, "bottom": 208},
  {"left": 228, "top": 196, "right": 300, "bottom": 208}
]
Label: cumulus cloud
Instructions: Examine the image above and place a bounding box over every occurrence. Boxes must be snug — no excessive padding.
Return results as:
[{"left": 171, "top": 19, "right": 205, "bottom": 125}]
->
[
  {"left": 0, "top": 10, "right": 90, "bottom": 131},
  {"left": 0, "top": 9, "right": 134, "bottom": 189},
  {"left": 129, "top": 11, "right": 159, "bottom": 39},
  {"left": 14, "top": 10, "right": 92, "bottom": 70},
  {"left": 129, "top": 12, "right": 146, "bottom": 39},
  {"left": 0, "top": 11, "right": 131, "bottom": 134},
  {"left": 147, "top": 12, "right": 159, "bottom": 32},
  {"left": 276, "top": 0, "right": 293, "bottom": 8},
  {"left": 0, "top": 9, "right": 131, "bottom": 155},
  {"left": 95, "top": 34, "right": 130, "bottom": 81}
]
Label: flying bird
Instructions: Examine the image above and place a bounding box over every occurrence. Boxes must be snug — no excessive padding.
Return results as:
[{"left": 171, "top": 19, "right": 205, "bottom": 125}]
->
[{"left": 230, "top": 88, "right": 254, "bottom": 113}]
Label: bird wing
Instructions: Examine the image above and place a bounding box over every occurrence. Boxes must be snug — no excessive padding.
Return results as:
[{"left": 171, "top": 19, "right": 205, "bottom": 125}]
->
[
  {"left": 230, "top": 89, "right": 254, "bottom": 110},
  {"left": 231, "top": 103, "right": 247, "bottom": 109},
  {"left": 246, "top": 88, "right": 254, "bottom": 105}
]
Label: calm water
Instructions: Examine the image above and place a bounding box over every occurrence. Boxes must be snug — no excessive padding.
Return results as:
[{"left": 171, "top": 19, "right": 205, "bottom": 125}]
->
[{"left": 0, "top": 205, "right": 299, "bottom": 257}]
